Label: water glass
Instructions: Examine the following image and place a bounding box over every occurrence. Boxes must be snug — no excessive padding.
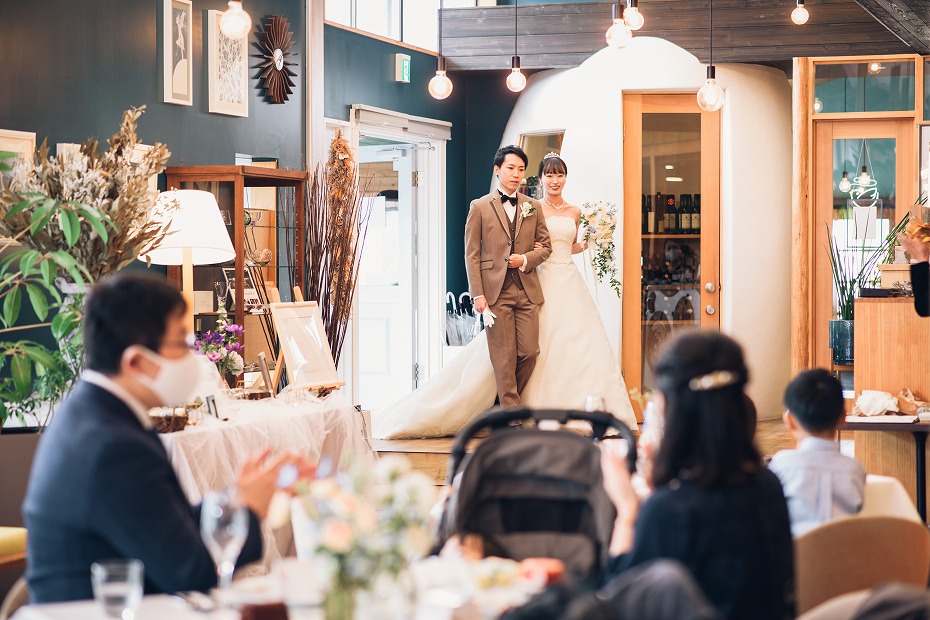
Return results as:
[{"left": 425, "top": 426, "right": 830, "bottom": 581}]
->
[
  {"left": 91, "top": 559, "right": 143, "bottom": 620},
  {"left": 201, "top": 487, "right": 249, "bottom": 603}
]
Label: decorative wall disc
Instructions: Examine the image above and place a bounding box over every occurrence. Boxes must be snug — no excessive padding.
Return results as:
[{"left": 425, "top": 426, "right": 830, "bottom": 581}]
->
[{"left": 256, "top": 15, "right": 297, "bottom": 104}]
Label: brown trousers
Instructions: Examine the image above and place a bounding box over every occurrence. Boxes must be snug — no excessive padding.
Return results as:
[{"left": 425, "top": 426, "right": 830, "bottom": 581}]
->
[{"left": 487, "top": 279, "right": 540, "bottom": 407}]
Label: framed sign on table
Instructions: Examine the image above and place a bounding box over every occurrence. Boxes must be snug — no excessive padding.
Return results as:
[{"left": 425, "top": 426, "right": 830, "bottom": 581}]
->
[
  {"left": 162, "top": 0, "right": 193, "bottom": 106},
  {"left": 269, "top": 301, "right": 343, "bottom": 391}
]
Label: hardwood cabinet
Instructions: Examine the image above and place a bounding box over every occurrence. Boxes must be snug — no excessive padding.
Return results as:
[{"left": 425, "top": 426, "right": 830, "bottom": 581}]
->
[
  {"left": 621, "top": 94, "right": 721, "bottom": 417},
  {"left": 164, "top": 165, "right": 307, "bottom": 363}
]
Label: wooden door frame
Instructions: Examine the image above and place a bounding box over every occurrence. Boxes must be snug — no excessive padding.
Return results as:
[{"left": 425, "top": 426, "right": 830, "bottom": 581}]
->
[
  {"left": 621, "top": 93, "right": 721, "bottom": 413},
  {"left": 802, "top": 118, "right": 916, "bottom": 371}
]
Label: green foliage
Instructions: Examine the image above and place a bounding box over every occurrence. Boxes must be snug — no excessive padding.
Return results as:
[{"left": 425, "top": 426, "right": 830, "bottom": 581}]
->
[
  {"left": 0, "top": 150, "right": 108, "bottom": 430},
  {"left": 826, "top": 211, "right": 909, "bottom": 321}
]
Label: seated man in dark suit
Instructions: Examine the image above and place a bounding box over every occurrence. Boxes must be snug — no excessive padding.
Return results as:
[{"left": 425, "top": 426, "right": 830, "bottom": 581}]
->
[
  {"left": 899, "top": 234, "right": 930, "bottom": 316},
  {"left": 23, "top": 272, "right": 307, "bottom": 603}
]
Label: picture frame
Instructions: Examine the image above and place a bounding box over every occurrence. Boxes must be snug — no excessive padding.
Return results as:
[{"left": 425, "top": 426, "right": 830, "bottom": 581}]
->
[
  {"left": 222, "top": 267, "right": 261, "bottom": 308},
  {"left": 0, "top": 129, "right": 36, "bottom": 161},
  {"left": 205, "top": 394, "right": 218, "bottom": 418},
  {"left": 162, "top": 0, "right": 193, "bottom": 106},
  {"left": 269, "top": 301, "right": 342, "bottom": 390},
  {"left": 207, "top": 10, "right": 249, "bottom": 117}
]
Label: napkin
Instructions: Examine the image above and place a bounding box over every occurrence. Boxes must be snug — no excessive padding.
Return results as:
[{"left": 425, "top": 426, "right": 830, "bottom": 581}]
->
[
  {"left": 481, "top": 309, "right": 497, "bottom": 328},
  {"left": 853, "top": 390, "right": 900, "bottom": 416}
]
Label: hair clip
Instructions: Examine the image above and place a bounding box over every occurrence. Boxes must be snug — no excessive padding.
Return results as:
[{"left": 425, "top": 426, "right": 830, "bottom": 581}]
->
[
  {"left": 688, "top": 370, "right": 739, "bottom": 392},
  {"left": 543, "top": 152, "right": 561, "bottom": 160}
]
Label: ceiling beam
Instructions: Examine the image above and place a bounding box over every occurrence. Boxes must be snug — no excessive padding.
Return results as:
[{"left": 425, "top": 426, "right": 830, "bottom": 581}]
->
[{"left": 853, "top": 0, "right": 930, "bottom": 54}]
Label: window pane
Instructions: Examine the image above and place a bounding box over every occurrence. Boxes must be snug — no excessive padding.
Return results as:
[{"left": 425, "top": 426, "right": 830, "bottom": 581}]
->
[
  {"left": 325, "top": 0, "right": 352, "bottom": 26},
  {"left": 356, "top": 0, "right": 401, "bottom": 39},
  {"left": 814, "top": 61, "right": 915, "bottom": 113},
  {"left": 402, "top": 0, "right": 438, "bottom": 51}
]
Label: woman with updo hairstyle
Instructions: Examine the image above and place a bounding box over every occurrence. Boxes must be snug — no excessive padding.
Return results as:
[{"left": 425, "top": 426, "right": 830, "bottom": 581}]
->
[{"left": 601, "top": 331, "right": 794, "bottom": 620}]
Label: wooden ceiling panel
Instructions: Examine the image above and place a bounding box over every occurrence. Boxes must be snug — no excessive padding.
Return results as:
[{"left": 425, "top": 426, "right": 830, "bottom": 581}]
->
[{"left": 441, "top": 0, "right": 918, "bottom": 72}]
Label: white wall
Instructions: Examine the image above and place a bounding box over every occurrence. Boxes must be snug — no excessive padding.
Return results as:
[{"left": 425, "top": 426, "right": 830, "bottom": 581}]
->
[{"left": 496, "top": 37, "right": 792, "bottom": 420}]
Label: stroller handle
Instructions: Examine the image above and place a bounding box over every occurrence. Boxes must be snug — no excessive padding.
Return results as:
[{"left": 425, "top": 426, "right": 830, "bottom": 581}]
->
[{"left": 447, "top": 407, "right": 638, "bottom": 484}]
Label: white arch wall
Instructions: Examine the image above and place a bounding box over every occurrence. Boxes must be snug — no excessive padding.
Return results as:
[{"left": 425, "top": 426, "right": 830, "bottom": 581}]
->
[{"left": 496, "top": 37, "right": 792, "bottom": 420}]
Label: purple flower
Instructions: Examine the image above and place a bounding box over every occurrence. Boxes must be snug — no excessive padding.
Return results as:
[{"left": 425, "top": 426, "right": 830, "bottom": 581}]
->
[
  {"left": 225, "top": 342, "right": 244, "bottom": 353},
  {"left": 206, "top": 351, "right": 223, "bottom": 363},
  {"left": 203, "top": 332, "right": 224, "bottom": 345},
  {"left": 224, "top": 324, "right": 245, "bottom": 335},
  {"left": 193, "top": 339, "right": 202, "bottom": 349}
]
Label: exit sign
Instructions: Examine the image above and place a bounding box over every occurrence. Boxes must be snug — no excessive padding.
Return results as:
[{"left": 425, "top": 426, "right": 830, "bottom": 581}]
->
[{"left": 395, "top": 54, "right": 411, "bottom": 83}]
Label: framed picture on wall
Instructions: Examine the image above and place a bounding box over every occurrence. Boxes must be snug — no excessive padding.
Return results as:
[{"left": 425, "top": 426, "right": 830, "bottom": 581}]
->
[
  {"left": 207, "top": 10, "right": 249, "bottom": 117},
  {"left": 0, "top": 129, "right": 36, "bottom": 162},
  {"left": 162, "top": 0, "right": 193, "bottom": 106}
]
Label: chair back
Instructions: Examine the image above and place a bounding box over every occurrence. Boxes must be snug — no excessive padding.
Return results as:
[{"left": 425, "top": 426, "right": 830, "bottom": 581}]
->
[
  {"left": 795, "top": 515, "right": 930, "bottom": 614},
  {"left": 859, "top": 474, "right": 921, "bottom": 523}
]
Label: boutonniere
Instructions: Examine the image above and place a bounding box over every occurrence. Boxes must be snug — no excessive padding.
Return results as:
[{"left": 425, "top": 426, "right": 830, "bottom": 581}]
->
[{"left": 520, "top": 202, "right": 536, "bottom": 219}]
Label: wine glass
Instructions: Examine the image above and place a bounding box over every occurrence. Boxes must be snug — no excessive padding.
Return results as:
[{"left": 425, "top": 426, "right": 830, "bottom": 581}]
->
[
  {"left": 213, "top": 281, "right": 229, "bottom": 313},
  {"left": 200, "top": 487, "right": 248, "bottom": 606},
  {"left": 584, "top": 395, "right": 606, "bottom": 413}
]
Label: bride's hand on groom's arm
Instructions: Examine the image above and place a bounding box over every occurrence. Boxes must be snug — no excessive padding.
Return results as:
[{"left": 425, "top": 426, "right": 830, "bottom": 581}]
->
[{"left": 534, "top": 242, "right": 543, "bottom": 251}]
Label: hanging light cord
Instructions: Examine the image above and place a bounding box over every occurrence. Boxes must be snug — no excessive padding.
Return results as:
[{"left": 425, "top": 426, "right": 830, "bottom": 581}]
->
[
  {"left": 514, "top": 0, "right": 518, "bottom": 59},
  {"left": 709, "top": 0, "right": 714, "bottom": 67},
  {"left": 438, "top": 0, "right": 443, "bottom": 58}
]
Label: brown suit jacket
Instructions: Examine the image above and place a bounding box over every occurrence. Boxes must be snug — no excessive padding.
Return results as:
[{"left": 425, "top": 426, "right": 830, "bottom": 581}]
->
[{"left": 464, "top": 192, "right": 552, "bottom": 306}]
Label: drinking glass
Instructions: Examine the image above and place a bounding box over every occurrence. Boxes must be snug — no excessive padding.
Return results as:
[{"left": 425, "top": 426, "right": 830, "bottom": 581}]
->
[
  {"left": 584, "top": 395, "right": 606, "bottom": 412},
  {"left": 91, "top": 559, "right": 143, "bottom": 620},
  {"left": 214, "top": 281, "right": 229, "bottom": 313},
  {"left": 200, "top": 487, "right": 248, "bottom": 605}
]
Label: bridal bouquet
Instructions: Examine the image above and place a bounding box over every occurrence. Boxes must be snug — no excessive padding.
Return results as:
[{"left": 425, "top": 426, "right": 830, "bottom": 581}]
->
[
  {"left": 580, "top": 201, "right": 622, "bottom": 298},
  {"left": 194, "top": 312, "right": 244, "bottom": 378},
  {"left": 292, "top": 456, "right": 436, "bottom": 619}
]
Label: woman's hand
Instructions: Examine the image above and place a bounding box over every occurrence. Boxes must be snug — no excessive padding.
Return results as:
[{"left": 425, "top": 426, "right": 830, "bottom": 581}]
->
[
  {"left": 533, "top": 241, "right": 543, "bottom": 251},
  {"left": 601, "top": 446, "right": 640, "bottom": 555},
  {"left": 898, "top": 233, "right": 930, "bottom": 263},
  {"left": 236, "top": 450, "right": 315, "bottom": 520}
]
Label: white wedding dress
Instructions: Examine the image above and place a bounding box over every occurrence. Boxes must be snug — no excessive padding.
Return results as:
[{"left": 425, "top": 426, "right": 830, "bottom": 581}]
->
[{"left": 372, "top": 216, "right": 637, "bottom": 439}]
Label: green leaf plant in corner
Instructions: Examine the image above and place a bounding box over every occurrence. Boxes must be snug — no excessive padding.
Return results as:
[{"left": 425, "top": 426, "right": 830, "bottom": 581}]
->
[{"left": 825, "top": 209, "right": 910, "bottom": 321}]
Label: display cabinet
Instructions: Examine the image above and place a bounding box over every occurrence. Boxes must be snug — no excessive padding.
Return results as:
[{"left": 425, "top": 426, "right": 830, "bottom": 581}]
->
[
  {"left": 164, "top": 165, "right": 307, "bottom": 364},
  {"left": 621, "top": 94, "right": 721, "bottom": 416}
]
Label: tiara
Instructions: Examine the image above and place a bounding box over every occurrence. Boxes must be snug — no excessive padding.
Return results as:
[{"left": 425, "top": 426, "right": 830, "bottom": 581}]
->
[
  {"left": 543, "top": 152, "right": 561, "bottom": 160},
  {"left": 688, "top": 371, "right": 739, "bottom": 392}
]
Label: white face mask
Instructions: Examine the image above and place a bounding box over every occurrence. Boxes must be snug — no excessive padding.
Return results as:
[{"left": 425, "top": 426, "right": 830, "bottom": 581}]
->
[{"left": 133, "top": 347, "right": 202, "bottom": 406}]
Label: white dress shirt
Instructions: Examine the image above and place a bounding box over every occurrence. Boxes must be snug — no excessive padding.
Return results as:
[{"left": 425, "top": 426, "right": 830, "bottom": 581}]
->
[
  {"left": 82, "top": 369, "right": 154, "bottom": 429},
  {"left": 768, "top": 436, "right": 866, "bottom": 536}
]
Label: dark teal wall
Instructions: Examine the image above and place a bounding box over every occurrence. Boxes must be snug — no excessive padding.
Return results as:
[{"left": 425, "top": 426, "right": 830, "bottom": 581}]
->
[
  {"left": 0, "top": 0, "right": 305, "bottom": 169},
  {"left": 323, "top": 25, "right": 516, "bottom": 298}
]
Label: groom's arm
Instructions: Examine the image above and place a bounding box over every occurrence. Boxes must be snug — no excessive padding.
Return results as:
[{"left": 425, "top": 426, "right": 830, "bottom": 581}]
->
[
  {"left": 464, "top": 200, "right": 485, "bottom": 300},
  {"left": 522, "top": 212, "right": 552, "bottom": 271}
]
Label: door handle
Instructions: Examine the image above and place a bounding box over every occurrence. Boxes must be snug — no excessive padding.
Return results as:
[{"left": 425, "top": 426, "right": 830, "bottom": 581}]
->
[
  {"left": 704, "top": 282, "right": 716, "bottom": 293},
  {"left": 705, "top": 305, "right": 716, "bottom": 315}
]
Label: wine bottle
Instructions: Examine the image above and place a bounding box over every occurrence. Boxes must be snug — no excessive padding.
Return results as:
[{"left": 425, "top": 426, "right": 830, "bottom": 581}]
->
[
  {"left": 645, "top": 195, "right": 655, "bottom": 234},
  {"left": 692, "top": 194, "right": 701, "bottom": 233},
  {"left": 655, "top": 192, "right": 665, "bottom": 233},
  {"left": 641, "top": 194, "right": 648, "bottom": 234},
  {"left": 680, "top": 194, "right": 692, "bottom": 233},
  {"left": 665, "top": 194, "right": 677, "bottom": 234}
]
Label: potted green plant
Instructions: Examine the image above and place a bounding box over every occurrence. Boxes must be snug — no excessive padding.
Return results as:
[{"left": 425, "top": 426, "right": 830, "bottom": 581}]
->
[{"left": 825, "top": 212, "right": 908, "bottom": 365}]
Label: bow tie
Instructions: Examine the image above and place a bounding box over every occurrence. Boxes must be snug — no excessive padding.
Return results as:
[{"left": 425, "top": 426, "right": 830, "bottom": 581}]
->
[{"left": 499, "top": 192, "right": 517, "bottom": 206}]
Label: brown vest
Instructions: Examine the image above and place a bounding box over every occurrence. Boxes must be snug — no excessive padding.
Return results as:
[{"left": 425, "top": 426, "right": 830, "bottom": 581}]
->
[{"left": 504, "top": 209, "right": 524, "bottom": 290}]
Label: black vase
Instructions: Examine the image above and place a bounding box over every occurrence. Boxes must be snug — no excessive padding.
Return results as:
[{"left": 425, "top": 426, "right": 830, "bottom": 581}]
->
[
  {"left": 224, "top": 373, "right": 238, "bottom": 389},
  {"left": 829, "top": 319, "right": 854, "bottom": 366}
]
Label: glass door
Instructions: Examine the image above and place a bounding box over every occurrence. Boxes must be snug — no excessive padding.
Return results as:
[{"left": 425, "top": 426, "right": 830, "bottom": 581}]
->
[{"left": 622, "top": 94, "right": 720, "bottom": 413}]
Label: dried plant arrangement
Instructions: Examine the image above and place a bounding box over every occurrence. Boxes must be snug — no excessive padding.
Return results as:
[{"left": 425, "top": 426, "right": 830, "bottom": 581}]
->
[
  {"left": 303, "top": 131, "right": 371, "bottom": 366},
  {"left": 0, "top": 106, "right": 176, "bottom": 280}
]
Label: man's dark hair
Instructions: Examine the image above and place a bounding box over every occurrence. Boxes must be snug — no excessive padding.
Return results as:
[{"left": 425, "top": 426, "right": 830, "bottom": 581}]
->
[
  {"left": 84, "top": 272, "right": 187, "bottom": 373},
  {"left": 651, "top": 331, "right": 760, "bottom": 489},
  {"left": 783, "top": 368, "right": 845, "bottom": 433},
  {"left": 494, "top": 145, "right": 529, "bottom": 168}
]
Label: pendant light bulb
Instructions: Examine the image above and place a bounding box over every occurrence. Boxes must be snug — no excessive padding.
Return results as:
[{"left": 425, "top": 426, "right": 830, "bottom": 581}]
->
[
  {"left": 838, "top": 171, "right": 851, "bottom": 193},
  {"left": 623, "top": 5, "right": 645, "bottom": 30},
  {"left": 813, "top": 97, "right": 823, "bottom": 113},
  {"left": 697, "top": 66, "right": 725, "bottom": 112},
  {"left": 859, "top": 166, "right": 870, "bottom": 186},
  {"left": 220, "top": 0, "right": 252, "bottom": 39},
  {"left": 428, "top": 57, "right": 453, "bottom": 100},
  {"left": 868, "top": 62, "right": 885, "bottom": 75},
  {"left": 791, "top": 0, "right": 809, "bottom": 25},
  {"left": 605, "top": 18, "right": 633, "bottom": 48},
  {"left": 506, "top": 56, "right": 526, "bottom": 92}
]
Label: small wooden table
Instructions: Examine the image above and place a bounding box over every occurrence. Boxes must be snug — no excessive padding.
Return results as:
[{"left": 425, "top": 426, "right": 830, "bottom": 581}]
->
[{"left": 842, "top": 419, "right": 930, "bottom": 522}]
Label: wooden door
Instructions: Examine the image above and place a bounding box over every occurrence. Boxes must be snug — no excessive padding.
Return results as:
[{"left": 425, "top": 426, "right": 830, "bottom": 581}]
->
[{"left": 622, "top": 94, "right": 721, "bottom": 415}]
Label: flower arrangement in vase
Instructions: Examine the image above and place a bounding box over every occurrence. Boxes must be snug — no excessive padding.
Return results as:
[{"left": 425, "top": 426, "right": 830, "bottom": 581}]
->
[
  {"left": 194, "top": 311, "right": 244, "bottom": 387},
  {"left": 291, "top": 456, "right": 436, "bottom": 620}
]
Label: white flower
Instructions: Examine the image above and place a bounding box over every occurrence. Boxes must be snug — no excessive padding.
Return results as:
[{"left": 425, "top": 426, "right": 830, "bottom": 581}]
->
[
  {"left": 402, "top": 525, "right": 433, "bottom": 558},
  {"left": 227, "top": 351, "right": 244, "bottom": 374},
  {"left": 394, "top": 472, "right": 438, "bottom": 515},
  {"left": 375, "top": 455, "right": 412, "bottom": 482},
  {"left": 520, "top": 202, "right": 535, "bottom": 219}
]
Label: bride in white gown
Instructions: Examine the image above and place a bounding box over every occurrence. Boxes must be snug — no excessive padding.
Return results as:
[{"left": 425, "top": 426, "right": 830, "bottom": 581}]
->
[{"left": 372, "top": 154, "right": 636, "bottom": 439}]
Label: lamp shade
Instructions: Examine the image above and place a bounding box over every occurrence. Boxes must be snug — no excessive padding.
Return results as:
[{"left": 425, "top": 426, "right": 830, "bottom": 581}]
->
[{"left": 139, "top": 190, "right": 235, "bottom": 265}]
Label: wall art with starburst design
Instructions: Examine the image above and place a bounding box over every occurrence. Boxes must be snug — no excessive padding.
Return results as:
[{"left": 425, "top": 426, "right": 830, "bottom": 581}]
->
[
  {"left": 207, "top": 10, "right": 249, "bottom": 117},
  {"left": 255, "top": 15, "right": 298, "bottom": 105}
]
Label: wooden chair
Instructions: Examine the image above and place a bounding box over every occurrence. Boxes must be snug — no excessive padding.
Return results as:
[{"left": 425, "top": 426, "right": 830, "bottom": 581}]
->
[
  {"left": 0, "top": 577, "right": 27, "bottom": 620},
  {"left": 0, "top": 528, "right": 25, "bottom": 573},
  {"left": 794, "top": 516, "right": 930, "bottom": 614}
]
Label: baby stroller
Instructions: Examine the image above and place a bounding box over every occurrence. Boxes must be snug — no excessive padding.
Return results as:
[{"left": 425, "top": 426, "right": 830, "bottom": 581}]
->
[{"left": 436, "top": 407, "right": 637, "bottom": 578}]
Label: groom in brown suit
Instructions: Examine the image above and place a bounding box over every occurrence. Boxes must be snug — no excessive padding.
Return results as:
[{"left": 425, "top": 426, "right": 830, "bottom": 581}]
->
[{"left": 465, "top": 145, "right": 551, "bottom": 406}]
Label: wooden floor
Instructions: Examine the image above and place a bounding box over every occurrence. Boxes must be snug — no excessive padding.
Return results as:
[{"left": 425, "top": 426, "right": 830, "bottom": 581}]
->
[{"left": 376, "top": 418, "right": 798, "bottom": 485}]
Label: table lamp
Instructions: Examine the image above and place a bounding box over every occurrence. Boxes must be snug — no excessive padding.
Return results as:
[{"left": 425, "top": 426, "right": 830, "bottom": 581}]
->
[{"left": 139, "top": 190, "right": 235, "bottom": 331}]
